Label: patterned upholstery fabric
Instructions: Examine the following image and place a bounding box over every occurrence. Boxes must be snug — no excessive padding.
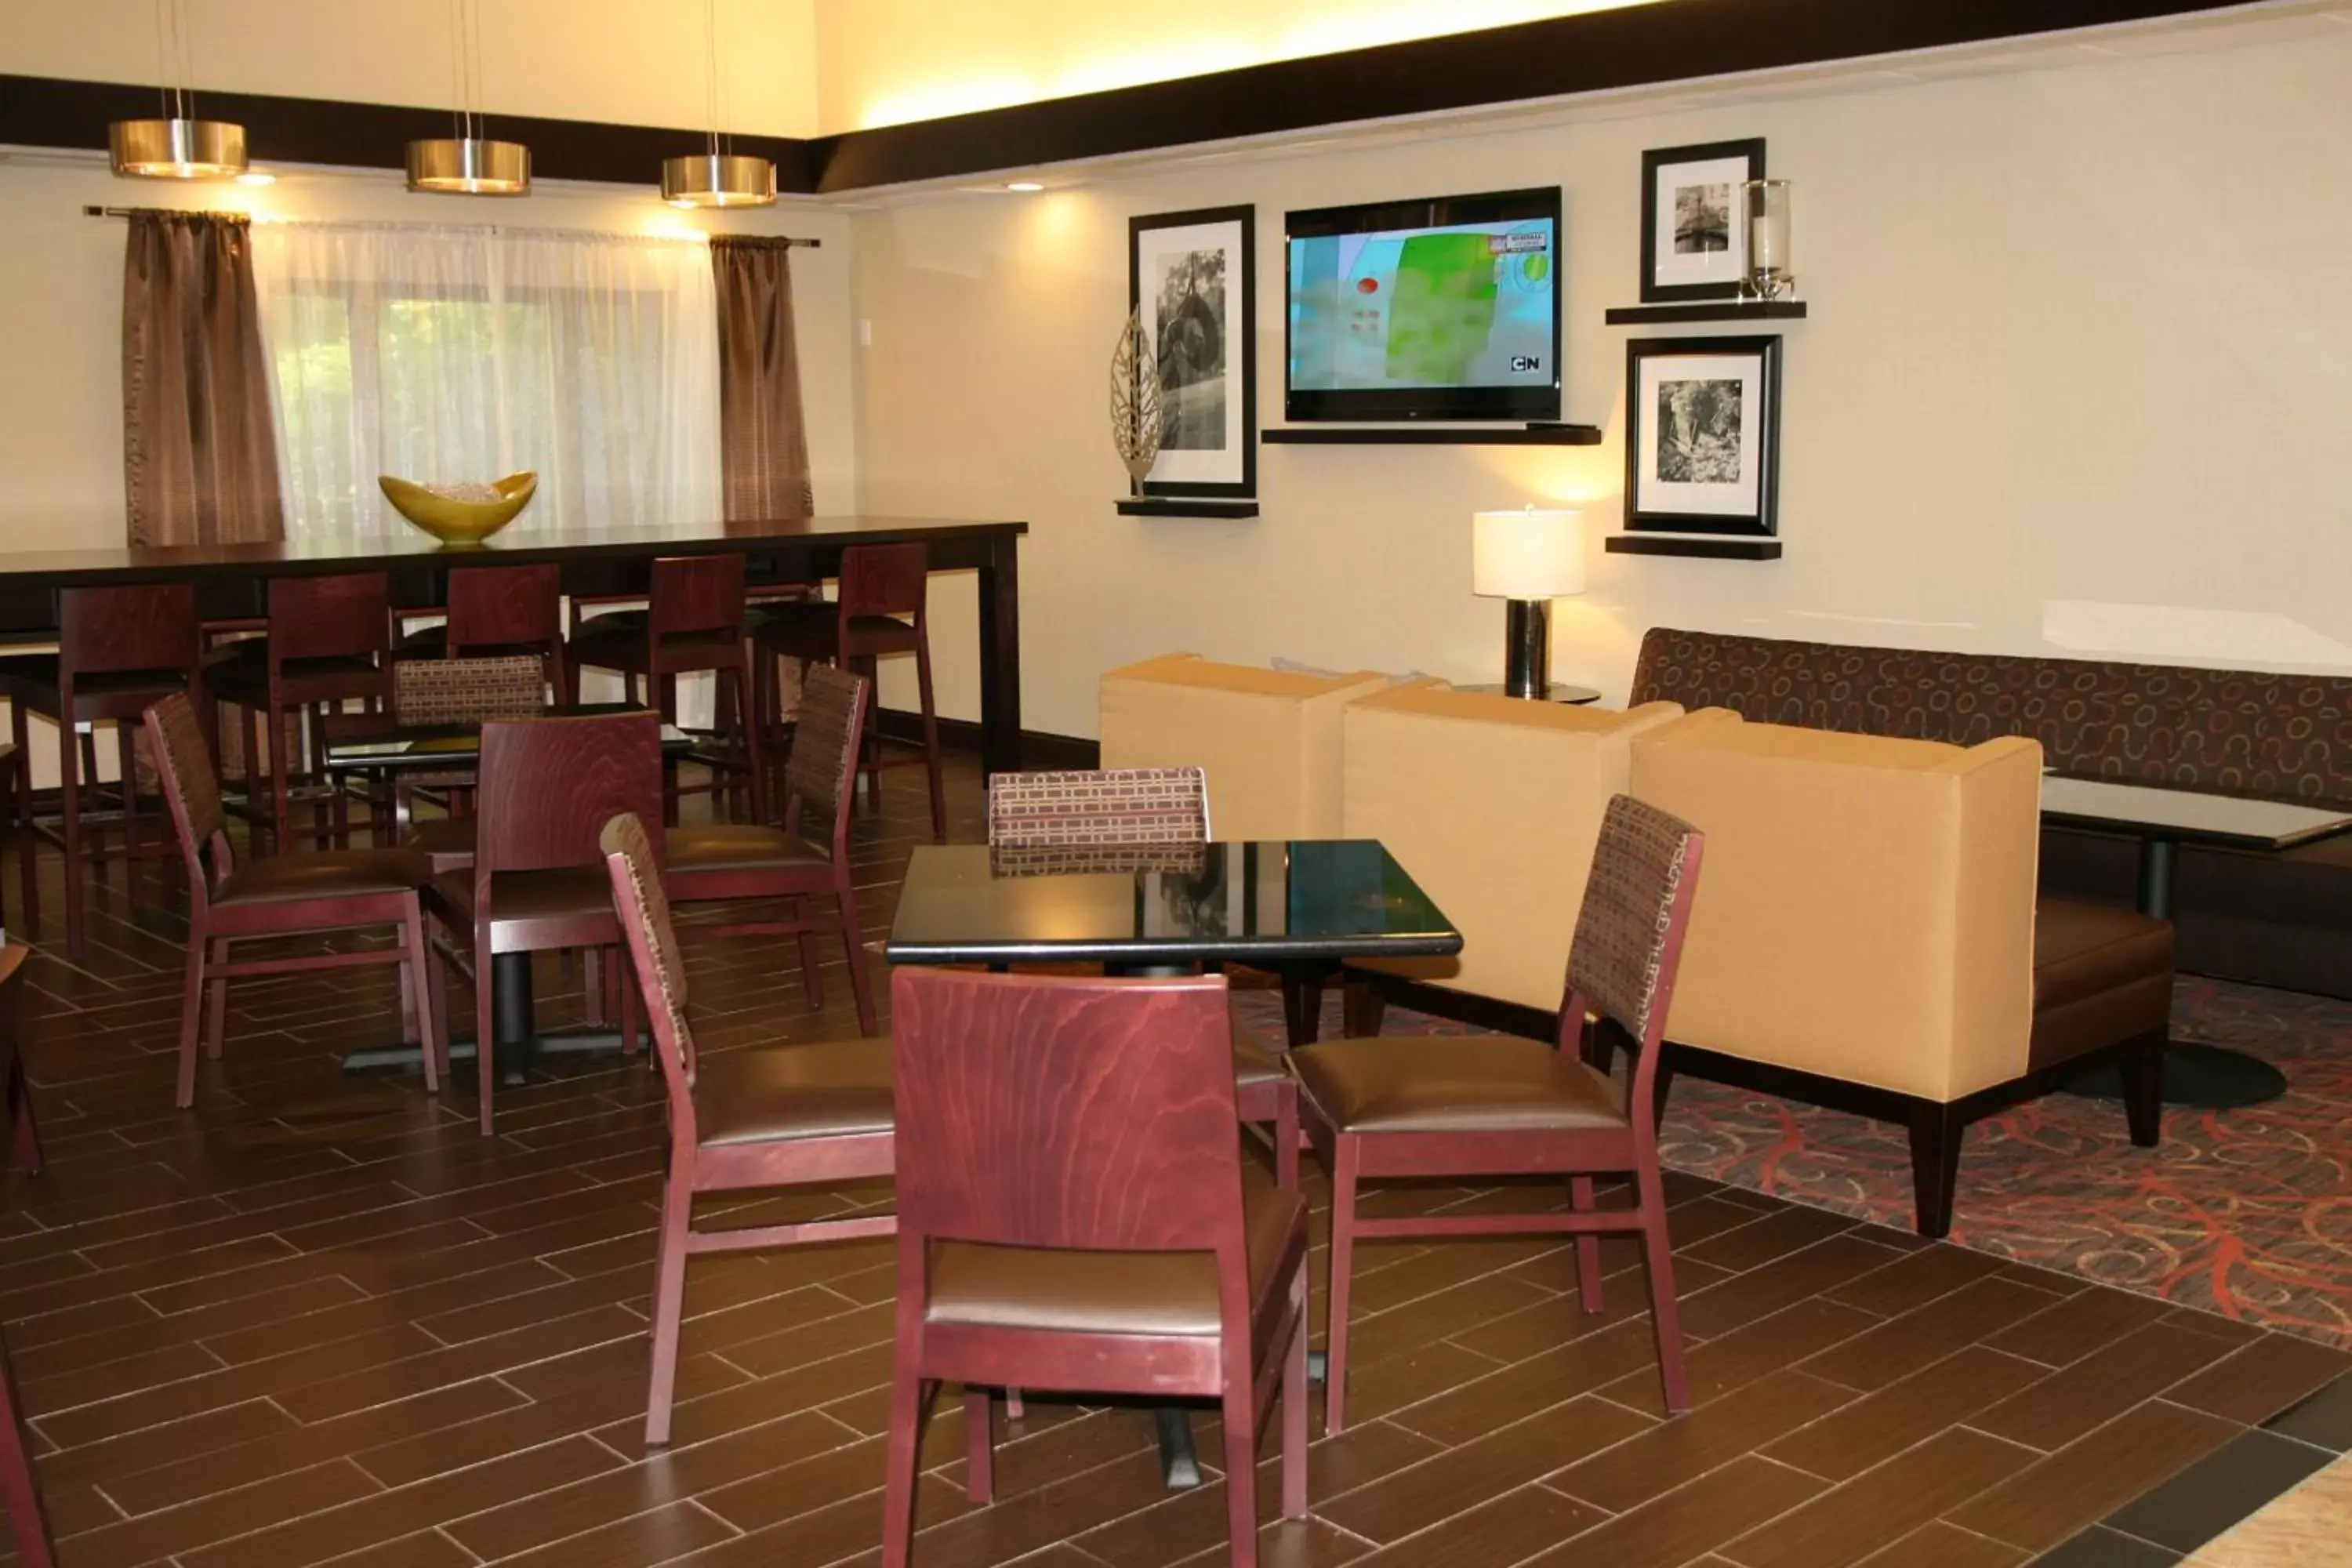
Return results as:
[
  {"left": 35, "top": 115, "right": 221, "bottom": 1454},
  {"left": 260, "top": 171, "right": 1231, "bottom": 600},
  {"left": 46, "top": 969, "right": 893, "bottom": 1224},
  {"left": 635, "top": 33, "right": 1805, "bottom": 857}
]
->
[
  {"left": 784, "top": 666, "right": 866, "bottom": 826},
  {"left": 1565, "top": 794, "right": 1697, "bottom": 1044},
  {"left": 988, "top": 843, "right": 1210, "bottom": 878},
  {"left": 147, "top": 692, "right": 224, "bottom": 845},
  {"left": 600, "top": 811, "right": 694, "bottom": 1080},
  {"left": 394, "top": 655, "right": 547, "bottom": 727},
  {"left": 1632, "top": 626, "right": 2352, "bottom": 806},
  {"left": 986, "top": 767, "right": 1210, "bottom": 848}
]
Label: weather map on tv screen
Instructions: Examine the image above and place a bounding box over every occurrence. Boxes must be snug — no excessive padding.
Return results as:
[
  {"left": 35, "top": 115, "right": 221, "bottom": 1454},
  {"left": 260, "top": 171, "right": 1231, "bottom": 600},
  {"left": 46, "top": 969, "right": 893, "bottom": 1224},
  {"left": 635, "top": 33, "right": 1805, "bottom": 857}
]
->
[{"left": 1288, "top": 218, "right": 1556, "bottom": 394}]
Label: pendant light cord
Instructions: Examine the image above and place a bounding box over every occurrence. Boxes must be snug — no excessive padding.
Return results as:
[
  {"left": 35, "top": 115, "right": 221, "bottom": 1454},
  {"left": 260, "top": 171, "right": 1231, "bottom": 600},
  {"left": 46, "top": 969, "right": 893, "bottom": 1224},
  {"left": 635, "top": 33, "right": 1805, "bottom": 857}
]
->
[
  {"left": 703, "top": 0, "right": 723, "bottom": 160},
  {"left": 154, "top": 0, "right": 197, "bottom": 121}
]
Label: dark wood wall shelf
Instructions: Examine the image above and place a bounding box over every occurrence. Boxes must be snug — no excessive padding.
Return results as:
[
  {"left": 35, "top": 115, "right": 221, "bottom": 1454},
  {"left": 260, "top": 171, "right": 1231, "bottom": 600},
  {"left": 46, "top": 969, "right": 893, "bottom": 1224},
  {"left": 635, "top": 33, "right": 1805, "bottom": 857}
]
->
[
  {"left": 1605, "top": 302, "right": 1808, "bottom": 325},
  {"left": 1114, "top": 497, "right": 1261, "bottom": 518},
  {"left": 1264, "top": 424, "right": 1601, "bottom": 446},
  {"left": 1605, "top": 535, "right": 1783, "bottom": 560}
]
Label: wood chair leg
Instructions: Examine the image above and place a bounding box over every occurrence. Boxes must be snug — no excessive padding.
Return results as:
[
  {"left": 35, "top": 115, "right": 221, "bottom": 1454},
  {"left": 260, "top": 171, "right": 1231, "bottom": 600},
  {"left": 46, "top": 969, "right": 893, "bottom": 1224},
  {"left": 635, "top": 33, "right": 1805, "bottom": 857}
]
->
[
  {"left": 59, "top": 717, "right": 84, "bottom": 960},
  {"left": 1341, "top": 975, "right": 1386, "bottom": 1039},
  {"left": 1275, "top": 1084, "right": 1300, "bottom": 1192},
  {"left": 1281, "top": 971, "right": 1324, "bottom": 1047},
  {"left": 176, "top": 918, "right": 208, "bottom": 1108},
  {"left": 238, "top": 701, "right": 263, "bottom": 853},
  {"left": 12, "top": 702, "right": 37, "bottom": 937},
  {"left": 401, "top": 902, "right": 441, "bottom": 1097},
  {"left": 644, "top": 1168, "right": 693, "bottom": 1447},
  {"left": 1323, "top": 1134, "right": 1360, "bottom": 1437},
  {"left": 267, "top": 700, "right": 294, "bottom": 860},
  {"left": 880, "top": 1368, "right": 927, "bottom": 1568},
  {"left": 735, "top": 665, "right": 764, "bottom": 829},
  {"left": 1635, "top": 1161, "right": 1690, "bottom": 1414},
  {"left": 8, "top": 1059, "right": 43, "bottom": 1178},
  {"left": 837, "top": 876, "right": 878, "bottom": 1037},
  {"left": 1569, "top": 1174, "right": 1604, "bottom": 1313},
  {"left": 1905, "top": 1100, "right": 1964, "bottom": 1240},
  {"left": 475, "top": 934, "right": 497, "bottom": 1136},
  {"left": 1219, "top": 1369, "right": 1261, "bottom": 1568},
  {"left": 914, "top": 637, "right": 946, "bottom": 844},
  {"left": 793, "top": 897, "right": 826, "bottom": 1013},
  {"left": 2122, "top": 1036, "right": 2164, "bottom": 1148},
  {"left": 0, "top": 1339, "right": 60, "bottom": 1568},
  {"left": 1281, "top": 1267, "right": 1309, "bottom": 1521},
  {"left": 205, "top": 938, "right": 230, "bottom": 1059},
  {"left": 425, "top": 931, "right": 452, "bottom": 1087},
  {"left": 618, "top": 953, "right": 640, "bottom": 1058},
  {"left": 963, "top": 1388, "right": 994, "bottom": 1504}
]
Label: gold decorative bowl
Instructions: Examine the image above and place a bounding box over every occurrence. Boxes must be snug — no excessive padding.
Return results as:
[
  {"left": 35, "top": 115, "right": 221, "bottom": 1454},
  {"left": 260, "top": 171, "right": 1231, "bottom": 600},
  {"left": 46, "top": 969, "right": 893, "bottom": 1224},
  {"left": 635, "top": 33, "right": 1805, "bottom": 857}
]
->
[{"left": 379, "top": 471, "right": 539, "bottom": 546}]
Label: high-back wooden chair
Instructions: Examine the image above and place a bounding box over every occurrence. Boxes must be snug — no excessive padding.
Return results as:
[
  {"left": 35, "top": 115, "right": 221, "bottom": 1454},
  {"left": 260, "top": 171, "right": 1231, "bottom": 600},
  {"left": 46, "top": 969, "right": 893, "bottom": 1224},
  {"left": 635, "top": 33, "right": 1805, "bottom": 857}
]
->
[
  {"left": 882, "top": 968, "right": 1310, "bottom": 1568},
  {"left": 426, "top": 710, "right": 662, "bottom": 1133},
  {"left": 756, "top": 542, "right": 946, "bottom": 841},
  {"left": 3, "top": 583, "right": 207, "bottom": 957},
  {"left": 0, "top": 949, "right": 56, "bottom": 1568},
  {"left": 666, "top": 664, "right": 880, "bottom": 1036},
  {"left": 398, "top": 563, "right": 568, "bottom": 702},
  {"left": 209, "top": 572, "right": 396, "bottom": 854},
  {"left": 1293, "top": 793, "right": 1707, "bottom": 1433},
  {"left": 602, "top": 811, "right": 895, "bottom": 1446},
  {"left": 567, "top": 554, "right": 761, "bottom": 823},
  {"left": 143, "top": 693, "right": 441, "bottom": 1111}
]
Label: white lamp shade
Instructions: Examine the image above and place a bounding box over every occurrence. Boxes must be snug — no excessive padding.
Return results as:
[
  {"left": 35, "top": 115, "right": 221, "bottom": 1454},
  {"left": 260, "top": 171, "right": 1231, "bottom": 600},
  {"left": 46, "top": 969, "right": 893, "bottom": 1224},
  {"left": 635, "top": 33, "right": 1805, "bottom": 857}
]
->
[{"left": 1472, "top": 509, "right": 1585, "bottom": 598}]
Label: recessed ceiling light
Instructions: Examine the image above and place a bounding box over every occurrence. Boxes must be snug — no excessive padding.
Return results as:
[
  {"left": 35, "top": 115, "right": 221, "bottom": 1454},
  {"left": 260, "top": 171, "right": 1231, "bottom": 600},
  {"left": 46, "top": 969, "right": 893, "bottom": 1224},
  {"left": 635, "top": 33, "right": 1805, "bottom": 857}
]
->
[
  {"left": 235, "top": 170, "right": 276, "bottom": 186},
  {"left": 1005, "top": 180, "right": 1044, "bottom": 192}
]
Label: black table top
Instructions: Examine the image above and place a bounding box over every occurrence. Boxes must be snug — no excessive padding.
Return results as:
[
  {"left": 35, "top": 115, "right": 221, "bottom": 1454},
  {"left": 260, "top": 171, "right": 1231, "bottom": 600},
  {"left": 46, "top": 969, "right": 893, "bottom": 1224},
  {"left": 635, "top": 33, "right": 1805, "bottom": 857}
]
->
[
  {"left": 884, "top": 840, "right": 1464, "bottom": 967},
  {"left": 2042, "top": 774, "right": 2352, "bottom": 851},
  {"left": 320, "top": 706, "right": 694, "bottom": 774}
]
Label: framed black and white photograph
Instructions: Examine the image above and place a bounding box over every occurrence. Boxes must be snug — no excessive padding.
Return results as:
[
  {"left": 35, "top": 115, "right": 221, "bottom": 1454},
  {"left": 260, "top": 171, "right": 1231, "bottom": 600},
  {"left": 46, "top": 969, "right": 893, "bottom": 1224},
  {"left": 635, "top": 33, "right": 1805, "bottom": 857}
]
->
[
  {"left": 1624, "top": 335, "right": 1781, "bottom": 535},
  {"left": 1129, "top": 205, "right": 1256, "bottom": 498},
  {"left": 1639, "top": 138, "right": 1766, "bottom": 303}
]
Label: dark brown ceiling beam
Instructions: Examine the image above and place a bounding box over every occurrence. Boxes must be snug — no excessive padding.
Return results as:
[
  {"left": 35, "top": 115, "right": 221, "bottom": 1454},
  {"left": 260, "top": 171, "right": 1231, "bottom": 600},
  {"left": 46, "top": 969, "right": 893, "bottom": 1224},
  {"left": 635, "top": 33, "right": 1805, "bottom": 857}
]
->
[
  {"left": 803, "top": 0, "right": 2257, "bottom": 191},
  {"left": 1, "top": 0, "right": 2259, "bottom": 198},
  {"left": 0, "top": 74, "right": 816, "bottom": 192}
]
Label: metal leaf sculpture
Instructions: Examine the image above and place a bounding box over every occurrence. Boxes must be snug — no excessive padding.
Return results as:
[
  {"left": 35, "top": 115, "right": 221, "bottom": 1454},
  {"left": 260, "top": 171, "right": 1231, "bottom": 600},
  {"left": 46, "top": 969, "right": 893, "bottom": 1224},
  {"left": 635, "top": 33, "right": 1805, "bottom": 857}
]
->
[{"left": 1109, "top": 307, "right": 1163, "bottom": 490}]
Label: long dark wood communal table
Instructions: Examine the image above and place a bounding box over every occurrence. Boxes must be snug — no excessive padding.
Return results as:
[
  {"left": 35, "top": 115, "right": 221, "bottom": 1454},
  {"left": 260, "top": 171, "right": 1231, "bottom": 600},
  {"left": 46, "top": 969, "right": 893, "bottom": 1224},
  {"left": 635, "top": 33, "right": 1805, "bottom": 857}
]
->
[{"left": 0, "top": 514, "right": 1030, "bottom": 772}]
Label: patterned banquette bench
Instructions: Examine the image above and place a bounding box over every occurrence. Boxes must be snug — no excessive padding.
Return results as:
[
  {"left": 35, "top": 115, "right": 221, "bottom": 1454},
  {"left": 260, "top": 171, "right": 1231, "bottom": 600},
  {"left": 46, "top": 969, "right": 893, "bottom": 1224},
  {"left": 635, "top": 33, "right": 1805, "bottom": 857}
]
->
[{"left": 1631, "top": 626, "right": 2352, "bottom": 999}]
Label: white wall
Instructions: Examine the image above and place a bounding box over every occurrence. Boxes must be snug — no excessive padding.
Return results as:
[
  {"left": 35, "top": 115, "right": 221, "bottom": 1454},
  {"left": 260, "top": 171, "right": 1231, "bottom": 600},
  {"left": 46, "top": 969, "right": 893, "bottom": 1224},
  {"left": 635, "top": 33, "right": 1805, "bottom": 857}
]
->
[{"left": 850, "top": 26, "right": 2352, "bottom": 739}]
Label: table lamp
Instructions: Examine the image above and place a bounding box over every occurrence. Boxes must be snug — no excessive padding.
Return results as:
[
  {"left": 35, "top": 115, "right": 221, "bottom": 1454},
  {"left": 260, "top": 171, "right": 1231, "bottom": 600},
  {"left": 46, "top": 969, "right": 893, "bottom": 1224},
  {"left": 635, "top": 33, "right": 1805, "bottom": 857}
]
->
[{"left": 1472, "top": 508, "right": 1586, "bottom": 699}]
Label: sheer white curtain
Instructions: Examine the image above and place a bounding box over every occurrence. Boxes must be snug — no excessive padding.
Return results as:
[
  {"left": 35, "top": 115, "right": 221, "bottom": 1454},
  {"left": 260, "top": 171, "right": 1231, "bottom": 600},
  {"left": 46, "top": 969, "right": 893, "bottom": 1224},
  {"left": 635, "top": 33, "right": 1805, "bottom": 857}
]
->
[{"left": 252, "top": 221, "right": 720, "bottom": 539}]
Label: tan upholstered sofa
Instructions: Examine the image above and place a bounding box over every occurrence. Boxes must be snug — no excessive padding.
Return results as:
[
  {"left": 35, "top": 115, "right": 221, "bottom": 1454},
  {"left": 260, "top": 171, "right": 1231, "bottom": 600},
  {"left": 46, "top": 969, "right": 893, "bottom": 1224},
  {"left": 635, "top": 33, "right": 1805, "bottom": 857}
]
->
[{"left": 1098, "top": 654, "right": 1387, "bottom": 840}]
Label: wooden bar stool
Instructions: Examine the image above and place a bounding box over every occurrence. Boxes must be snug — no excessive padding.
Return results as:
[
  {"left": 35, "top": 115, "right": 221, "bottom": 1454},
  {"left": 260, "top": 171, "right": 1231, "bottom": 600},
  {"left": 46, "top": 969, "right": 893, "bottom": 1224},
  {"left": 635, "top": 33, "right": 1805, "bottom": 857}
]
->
[
  {"left": 754, "top": 542, "right": 945, "bottom": 842},
  {"left": 3, "top": 583, "right": 207, "bottom": 959},
  {"left": 207, "top": 573, "right": 397, "bottom": 855},
  {"left": 397, "top": 563, "right": 570, "bottom": 702},
  {"left": 566, "top": 554, "right": 761, "bottom": 824}
]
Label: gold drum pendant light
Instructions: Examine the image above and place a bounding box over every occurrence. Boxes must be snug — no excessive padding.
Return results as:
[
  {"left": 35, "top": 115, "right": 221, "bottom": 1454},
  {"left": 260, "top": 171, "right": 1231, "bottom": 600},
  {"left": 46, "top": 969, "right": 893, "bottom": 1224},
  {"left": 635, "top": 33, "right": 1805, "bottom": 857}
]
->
[
  {"left": 111, "top": 0, "right": 248, "bottom": 180},
  {"left": 661, "top": 0, "right": 775, "bottom": 209},
  {"left": 408, "top": 0, "right": 530, "bottom": 196}
]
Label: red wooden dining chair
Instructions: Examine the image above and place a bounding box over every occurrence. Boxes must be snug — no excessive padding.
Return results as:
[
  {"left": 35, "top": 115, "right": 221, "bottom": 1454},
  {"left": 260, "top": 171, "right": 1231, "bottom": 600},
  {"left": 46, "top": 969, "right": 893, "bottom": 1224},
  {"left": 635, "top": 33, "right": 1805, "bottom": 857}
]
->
[
  {"left": 1294, "top": 794, "right": 1706, "bottom": 1433},
  {"left": 1, "top": 944, "right": 39, "bottom": 1178},
  {"left": 756, "top": 542, "right": 946, "bottom": 841},
  {"left": 982, "top": 765, "right": 1297, "bottom": 1187},
  {"left": 386, "top": 655, "right": 553, "bottom": 869},
  {"left": 208, "top": 572, "right": 397, "bottom": 853},
  {"left": 567, "top": 554, "right": 761, "bottom": 824},
  {"left": 426, "top": 710, "right": 663, "bottom": 1134},
  {"left": 397, "top": 563, "right": 568, "bottom": 702},
  {"left": 3, "top": 583, "right": 208, "bottom": 958},
  {"left": 883, "top": 968, "right": 1310, "bottom": 1568},
  {"left": 601, "top": 811, "right": 895, "bottom": 1446},
  {"left": 144, "top": 694, "right": 442, "bottom": 1109},
  {"left": 666, "top": 664, "right": 880, "bottom": 1037}
]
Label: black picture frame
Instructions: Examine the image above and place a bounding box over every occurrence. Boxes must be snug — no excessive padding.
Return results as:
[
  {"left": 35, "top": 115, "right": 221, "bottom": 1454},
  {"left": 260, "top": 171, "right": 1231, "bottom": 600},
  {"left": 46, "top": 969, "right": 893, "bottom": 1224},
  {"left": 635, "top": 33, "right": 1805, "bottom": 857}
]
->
[
  {"left": 1639, "top": 138, "right": 1766, "bottom": 303},
  {"left": 1128, "top": 204, "right": 1257, "bottom": 499},
  {"left": 1623, "top": 334, "right": 1782, "bottom": 536}
]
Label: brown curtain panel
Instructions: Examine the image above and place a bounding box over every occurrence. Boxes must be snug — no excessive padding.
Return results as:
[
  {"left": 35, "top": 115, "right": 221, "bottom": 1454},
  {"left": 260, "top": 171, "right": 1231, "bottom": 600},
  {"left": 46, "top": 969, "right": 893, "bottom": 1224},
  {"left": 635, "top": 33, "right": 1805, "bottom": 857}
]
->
[
  {"left": 710, "top": 236, "right": 815, "bottom": 521},
  {"left": 122, "top": 211, "right": 285, "bottom": 548}
]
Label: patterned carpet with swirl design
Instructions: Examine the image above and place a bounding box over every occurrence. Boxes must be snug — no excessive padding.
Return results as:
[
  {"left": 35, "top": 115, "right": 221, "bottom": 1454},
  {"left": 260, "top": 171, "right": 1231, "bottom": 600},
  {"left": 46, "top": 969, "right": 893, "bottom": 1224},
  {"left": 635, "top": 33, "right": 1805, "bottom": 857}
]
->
[{"left": 1248, "top": 975, "right": 2352, "bottom": 1348}]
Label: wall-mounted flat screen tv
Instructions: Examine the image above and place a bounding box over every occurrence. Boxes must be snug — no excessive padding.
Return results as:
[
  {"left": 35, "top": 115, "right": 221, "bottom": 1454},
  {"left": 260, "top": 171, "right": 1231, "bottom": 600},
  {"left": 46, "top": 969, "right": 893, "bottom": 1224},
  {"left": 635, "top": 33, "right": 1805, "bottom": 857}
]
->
[{"left": 1285, "top": 187, "right": 1562, "bottom": 423}]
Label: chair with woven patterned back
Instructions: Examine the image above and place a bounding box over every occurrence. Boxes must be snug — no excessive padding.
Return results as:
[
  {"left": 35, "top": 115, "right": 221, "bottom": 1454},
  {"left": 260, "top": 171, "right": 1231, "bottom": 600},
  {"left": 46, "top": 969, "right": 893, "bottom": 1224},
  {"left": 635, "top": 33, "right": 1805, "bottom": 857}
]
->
[
  {"left": 664, "top": 663, "right": 881, "bottom": 1036},
  {"left": 1293, "top": 793, "right": 1707, "bottom": 1434},
  {"left": 397, "top": 563, "right": 568, "bottom": 702},
  {"left": 385, "top": 655, "right": 553, "bottom": 875},
  {"left": 3, "top": 583, "right": 209, "bottom": 958},
  {"left": 143, "top": 693, "right": 443, "bottom": 1111},
  {"left": 981, "top": 765, "right": 1298, "bottom": 1189},
  {"left": 424, "top": 709, "right": 663, "bottom": 1134},
  {"left": 566, "top": 553, "right": 762, "bottom": 824},
  {"left": 882, "top": 967, "right": 1310, "bottom": 1568},
  {"left": 755, "top": 542, "right": 946, "bottom": 842},
  {"left": 601, "top": 811, "right": 894, "bottom": 1446},
  {"left": 0, "top": 953, "right": 56, "bottom": 1567}
]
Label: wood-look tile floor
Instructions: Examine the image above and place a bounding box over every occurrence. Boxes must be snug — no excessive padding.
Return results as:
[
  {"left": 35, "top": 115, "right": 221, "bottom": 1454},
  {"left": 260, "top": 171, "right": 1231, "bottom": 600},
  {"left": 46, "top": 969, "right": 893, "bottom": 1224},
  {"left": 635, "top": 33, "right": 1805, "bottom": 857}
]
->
[{"left": 3, "top": 753, "right": 2349, "bottom": 1568}]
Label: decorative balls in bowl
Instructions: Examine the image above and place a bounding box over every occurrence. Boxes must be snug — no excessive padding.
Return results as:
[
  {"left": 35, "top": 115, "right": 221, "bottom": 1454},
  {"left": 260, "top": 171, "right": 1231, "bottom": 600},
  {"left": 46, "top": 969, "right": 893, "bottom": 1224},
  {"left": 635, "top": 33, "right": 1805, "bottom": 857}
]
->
[{"left": 379, "top": 471, "right": 539, "bottom": 546}]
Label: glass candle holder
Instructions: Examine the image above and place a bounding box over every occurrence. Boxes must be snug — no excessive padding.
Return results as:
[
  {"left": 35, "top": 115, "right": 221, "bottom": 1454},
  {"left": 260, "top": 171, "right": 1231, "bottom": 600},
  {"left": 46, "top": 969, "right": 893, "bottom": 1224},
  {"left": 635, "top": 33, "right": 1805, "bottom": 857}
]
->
[{"left": 1741, "top": 179, "right": 1794, "bottom": 300}]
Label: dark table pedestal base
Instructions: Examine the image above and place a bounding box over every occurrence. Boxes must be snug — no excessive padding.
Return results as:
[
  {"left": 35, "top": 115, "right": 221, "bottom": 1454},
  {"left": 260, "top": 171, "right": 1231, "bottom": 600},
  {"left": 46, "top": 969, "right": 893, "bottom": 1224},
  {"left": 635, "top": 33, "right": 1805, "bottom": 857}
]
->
[
  {"left": 2065, "top": 1042, "right": 2288, "bottom": 1110},
  {"left": 339, "top": 953, "right": 631, "bottom": 1085}
]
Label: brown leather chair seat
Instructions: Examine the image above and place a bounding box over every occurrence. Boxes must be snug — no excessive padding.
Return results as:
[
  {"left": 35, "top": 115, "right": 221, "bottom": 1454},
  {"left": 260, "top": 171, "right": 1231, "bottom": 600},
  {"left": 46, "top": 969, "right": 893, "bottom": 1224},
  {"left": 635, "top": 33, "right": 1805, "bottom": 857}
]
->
[
  {"left": 666, "top": 823, "right": 827, "bottom": 873},
  {"left": 692, "top": 1040, "right": 895, "bottom": 1146},
  {"left": 404, "top": 817, "right": 476, "bottom": 873},
  {"left": 0, "top": 658, "right": 189, "bottom": 702},
  {"left": 427, "top": 866, "right": 612, "bottom": 927},
  {"left": 212, "top": 848, "right": 430, "bottom": 908},
  {"left": 393, "top": 626, "right": 549, "bottom": 662},
  {"left": 1230, "top": 1025, "right": 1290, "bottom": 1090},
  {"left": 927, "top": 1181, "right": 1306, "bottom": 1341},
  {"left": 756, "top": 601, "right": 917, "bottom": 644},
  {"left": 205, "top": 646, "right": 383, "bottom": 688},
  {"left": 2030, "top": 898, "right": 2175, "bottom": 1069},
  {"left": 1291, "top": 1035, "right": 1627, "bottom": 1134}
]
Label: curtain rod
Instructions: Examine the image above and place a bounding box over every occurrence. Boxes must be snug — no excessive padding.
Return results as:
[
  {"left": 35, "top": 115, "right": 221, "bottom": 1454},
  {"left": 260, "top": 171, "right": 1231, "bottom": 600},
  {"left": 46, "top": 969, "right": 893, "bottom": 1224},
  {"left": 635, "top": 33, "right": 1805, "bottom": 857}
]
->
[{"left": 80, "top": 205, "right": 821, "bottom": 246}]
